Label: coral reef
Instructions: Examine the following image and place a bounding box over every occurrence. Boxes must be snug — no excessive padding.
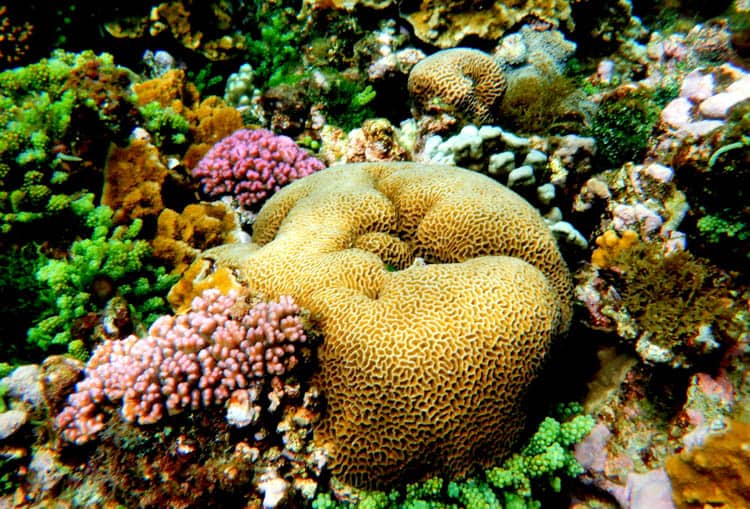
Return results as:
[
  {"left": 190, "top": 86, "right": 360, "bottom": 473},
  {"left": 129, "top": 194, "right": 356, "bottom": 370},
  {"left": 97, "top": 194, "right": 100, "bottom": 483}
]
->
[
  {"left": 171, "top": 162, "right": 573, "bottom": 487},
  {"left": 408, "top": 48, "right": 507, "bottom": 125},
  {"left": 192, "top": 128, "right": 326, "bottom": 209}
]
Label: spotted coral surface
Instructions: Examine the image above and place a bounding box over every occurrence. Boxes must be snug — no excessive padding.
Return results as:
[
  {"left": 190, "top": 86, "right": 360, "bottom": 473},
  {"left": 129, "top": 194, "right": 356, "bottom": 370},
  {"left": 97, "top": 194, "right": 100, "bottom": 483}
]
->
[
  {"left": 408, "top": 48, "right": 507, "bottom": 125},
  {"left": 170, "top": 162, "right": 573, "bottom": 487}
]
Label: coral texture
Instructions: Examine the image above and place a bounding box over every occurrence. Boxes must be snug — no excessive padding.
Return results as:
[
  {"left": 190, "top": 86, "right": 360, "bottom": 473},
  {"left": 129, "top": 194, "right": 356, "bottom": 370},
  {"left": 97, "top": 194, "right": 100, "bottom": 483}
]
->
[
  {"left": 192, "top": 128, "right": 325, "bottom": 208},
  {"left": 666, "top": 420, "right": 750, "bottom": 509},
  {"left": 408, "top": 48, "right": 506, "bottom": 125},
  {"left": 170, "top": 162, "right": 573, "bottom": 487},
  {"left": 56, "top": 289, "right": 306, "bottom": 444},
  {"left": 152, "top": 201, "right": 247, "bottom": 274}
]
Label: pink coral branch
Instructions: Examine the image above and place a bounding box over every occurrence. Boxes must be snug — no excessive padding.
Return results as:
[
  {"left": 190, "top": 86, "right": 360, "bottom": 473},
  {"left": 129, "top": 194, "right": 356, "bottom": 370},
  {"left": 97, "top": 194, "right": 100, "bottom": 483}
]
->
[{"left": 56, "top": 289, "right": 307, "bottom": 444}]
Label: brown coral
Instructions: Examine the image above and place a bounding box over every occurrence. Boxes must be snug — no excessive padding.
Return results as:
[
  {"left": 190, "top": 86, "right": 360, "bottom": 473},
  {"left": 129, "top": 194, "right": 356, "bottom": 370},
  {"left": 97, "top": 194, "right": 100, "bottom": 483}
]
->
[
  {"left": 408, "top": 48, "right": 507, "bottom": 125},
  {"left": 666, "top": 420, "right": 750, "bottom": 508},
  {"left": 102, "top": 139, "right": 168, "bottom": 224},
  {"left": 169, "top": 162, "right": 573, "bottom": 487}
]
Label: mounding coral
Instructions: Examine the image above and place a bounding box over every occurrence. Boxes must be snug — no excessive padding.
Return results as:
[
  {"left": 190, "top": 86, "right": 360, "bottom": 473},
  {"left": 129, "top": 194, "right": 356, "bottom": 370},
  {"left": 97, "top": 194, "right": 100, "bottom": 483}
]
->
[
  {"left": 408, "top": 48, "right": 507, "bottom": 125},
  {"left": 171, "top": 162, "right": 573, "bottom": 487}
]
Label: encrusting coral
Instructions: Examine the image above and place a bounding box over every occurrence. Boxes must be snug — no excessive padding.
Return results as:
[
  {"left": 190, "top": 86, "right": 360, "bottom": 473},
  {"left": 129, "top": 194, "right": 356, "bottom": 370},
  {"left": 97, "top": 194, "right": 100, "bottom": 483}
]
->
[
  {"left": 170, "top": 162, "right": 573, "bottom": 487},
  {"left": 408, "top": 48, "right": 507, "bottom": 125},
  {"left": 666, "top": 420, "right": 750, "bottom": 509}
]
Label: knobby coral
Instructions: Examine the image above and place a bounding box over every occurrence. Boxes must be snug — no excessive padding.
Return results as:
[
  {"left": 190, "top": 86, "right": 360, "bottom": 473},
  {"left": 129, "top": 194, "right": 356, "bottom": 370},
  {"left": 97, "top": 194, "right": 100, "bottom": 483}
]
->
[
  {"left": 192, "top": 128, "right": 326, "bottom": 208},
  {"left": 171, "top": 162, "right": 573, "bottom": 487},
  {"left": 408, "top": 48, "right": 507, "bottom": 125},
  {"left": 56, "top": 289, "right": 307, "bottom": 444}
]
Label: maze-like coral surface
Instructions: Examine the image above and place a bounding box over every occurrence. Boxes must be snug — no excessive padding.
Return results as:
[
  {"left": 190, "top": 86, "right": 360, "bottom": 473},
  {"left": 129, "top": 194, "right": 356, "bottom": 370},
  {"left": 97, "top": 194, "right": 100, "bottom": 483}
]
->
[
  {"left": 408, "top": 48, "right": 507, "bottom": 124},
  {"left": 170, "top": 162, "right": 573, "bottom": 487}
]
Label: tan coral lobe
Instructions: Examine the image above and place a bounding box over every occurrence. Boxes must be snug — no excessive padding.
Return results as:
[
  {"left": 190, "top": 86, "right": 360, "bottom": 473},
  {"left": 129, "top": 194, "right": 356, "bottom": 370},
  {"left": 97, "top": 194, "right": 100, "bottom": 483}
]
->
[
  {"left": 408, "top": 48, "right": 507, "bottom": 124},
  {"left": 170, "top": 162, "right": 573, "bottom": 487}
]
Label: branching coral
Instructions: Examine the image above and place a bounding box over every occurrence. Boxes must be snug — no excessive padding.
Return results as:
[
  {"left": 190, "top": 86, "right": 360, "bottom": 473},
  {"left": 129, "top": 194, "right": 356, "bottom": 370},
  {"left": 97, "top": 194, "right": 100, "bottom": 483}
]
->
[
  {"left": 312, "top": 403, "right": 594, "bottom": 508},
  {"left": 192, "top": 128, "right": 326, "bottom": 208},
  {"left": 56, "top": 289, "right": 307, "bottom": 444},
  {"left": 27, "top": 194, "right": 176, "bottom": 353}
]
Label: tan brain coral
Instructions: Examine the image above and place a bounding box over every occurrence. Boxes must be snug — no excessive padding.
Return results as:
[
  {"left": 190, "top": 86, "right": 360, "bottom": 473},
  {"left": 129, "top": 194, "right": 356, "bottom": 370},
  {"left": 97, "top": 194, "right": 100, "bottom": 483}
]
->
[
  {"left": 169, "top": 162, "right": 573, "bottom": 487},
  {"left": 408, "top": 48, "right": 507, "bottom": 125}
]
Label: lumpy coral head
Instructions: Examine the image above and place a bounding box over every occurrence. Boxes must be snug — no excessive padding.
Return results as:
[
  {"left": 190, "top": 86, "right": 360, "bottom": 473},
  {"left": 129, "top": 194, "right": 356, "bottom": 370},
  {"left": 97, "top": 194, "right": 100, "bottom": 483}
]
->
[
  {"left": 170, "top": 162, "right": 573, "bottom": 487},
  {"left": 408, "top": 48, "right": 506, "bottom": 124},
  {"left": 192, "top": 128, "right": 325, "bottom": 208}
]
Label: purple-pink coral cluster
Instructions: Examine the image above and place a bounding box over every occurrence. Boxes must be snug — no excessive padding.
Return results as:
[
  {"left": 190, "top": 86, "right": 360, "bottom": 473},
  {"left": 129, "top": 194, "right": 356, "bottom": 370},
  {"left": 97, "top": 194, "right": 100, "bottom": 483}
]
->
[
  {"left": 56, "top": 289, "right": 307, "bottom": 445},
  {"left": 192, "top": 128, "right": 325, "bottom": 208}
]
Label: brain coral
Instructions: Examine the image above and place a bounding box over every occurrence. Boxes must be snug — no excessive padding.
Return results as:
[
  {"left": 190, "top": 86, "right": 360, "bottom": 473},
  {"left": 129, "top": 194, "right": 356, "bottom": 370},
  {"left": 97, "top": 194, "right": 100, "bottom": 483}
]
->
[
  {"left": 169, "top": 162, "right": 573, "bottom": 487},
  {"left": 408, "top": 48, "right": 507, "bottom": 125}
]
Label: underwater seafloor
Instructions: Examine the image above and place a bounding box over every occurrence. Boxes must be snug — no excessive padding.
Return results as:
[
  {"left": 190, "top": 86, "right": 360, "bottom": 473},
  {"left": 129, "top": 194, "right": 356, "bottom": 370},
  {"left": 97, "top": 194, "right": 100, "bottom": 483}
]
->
[{"left": 0, "top": 1, "right": 749, "bottom": 508}]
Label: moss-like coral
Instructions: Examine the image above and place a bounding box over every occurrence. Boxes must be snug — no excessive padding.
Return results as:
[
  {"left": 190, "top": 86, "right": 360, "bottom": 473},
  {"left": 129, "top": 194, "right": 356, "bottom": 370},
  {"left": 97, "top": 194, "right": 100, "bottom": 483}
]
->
[
  {"left": 0, "top": 50, "right": 137, "bottom": 236},
  {"left": 312, "top": 403, "right": 594, "bottom": 509},
  {"left": 590, "top": 87, "right": 660, "bottom": 168},
  {"left": 603, "top": 240, "right": 732, "bottom": 364}
]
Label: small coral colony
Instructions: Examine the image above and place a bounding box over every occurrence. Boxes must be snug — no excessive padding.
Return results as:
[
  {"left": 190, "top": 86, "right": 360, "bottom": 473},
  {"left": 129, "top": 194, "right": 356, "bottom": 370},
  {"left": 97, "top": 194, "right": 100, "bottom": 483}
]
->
[{"left": 0, "top": 1, "right": 749, "bottom": 508}]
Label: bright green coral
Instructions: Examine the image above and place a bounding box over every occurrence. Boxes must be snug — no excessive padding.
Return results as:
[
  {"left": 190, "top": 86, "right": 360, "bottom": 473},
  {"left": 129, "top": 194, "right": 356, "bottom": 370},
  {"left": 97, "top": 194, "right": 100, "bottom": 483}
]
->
[
  {"left": 0, "top": 50, "right": 135, "bottom": 235},
  {"left": 26, "top": 194, "right": 177, "bottom": 352},
  {"left": 312, "top": 403, "right": 594, "bottom": 509}
]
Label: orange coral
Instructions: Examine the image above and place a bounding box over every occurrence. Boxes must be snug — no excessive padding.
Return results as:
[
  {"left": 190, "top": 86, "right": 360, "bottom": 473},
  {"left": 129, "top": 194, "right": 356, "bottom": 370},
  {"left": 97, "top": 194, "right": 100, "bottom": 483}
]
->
[
  {"left": 132, "top": 69, "right": 199, "bottom": 108},
  {"left": 591, "top": 229, "right": 639, "bottom": 268},
  {"left": 666, "top": 420, "right": 750, "bottom": 508},
  {"left": 187, "top": 96, "right": 244, "bottom": 145},
  {"left": 152, "top": 202, "right": 246, "bottom": 274},
  {"left": 102, "top": 140, "right": 168, "bottom": 224}
]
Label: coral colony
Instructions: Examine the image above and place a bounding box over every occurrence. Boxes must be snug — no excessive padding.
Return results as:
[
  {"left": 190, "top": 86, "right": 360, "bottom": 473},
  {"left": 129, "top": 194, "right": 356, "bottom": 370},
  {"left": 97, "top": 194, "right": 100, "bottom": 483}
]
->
[
  {"left": 193, "top": 128, "right": 325, "bottom": 208},
  {"left": 56, "top": 290, "right": 306, "bottom": 444}
]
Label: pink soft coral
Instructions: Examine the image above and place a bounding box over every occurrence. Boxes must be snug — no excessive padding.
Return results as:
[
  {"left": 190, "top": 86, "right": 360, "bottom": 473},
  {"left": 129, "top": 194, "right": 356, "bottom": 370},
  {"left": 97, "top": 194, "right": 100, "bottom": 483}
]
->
[{"left": 192, "top": 128, "right": 325, "bottom": 208}]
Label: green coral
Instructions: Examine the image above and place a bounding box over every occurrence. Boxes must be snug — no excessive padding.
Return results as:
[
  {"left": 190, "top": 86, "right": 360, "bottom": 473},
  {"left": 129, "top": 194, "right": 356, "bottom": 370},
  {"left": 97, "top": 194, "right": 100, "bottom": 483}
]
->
[
  {"left": 138, "top": 101, "right": 190, "bottom": 152},
  {"left": 26, "top": 194, "right": 177, "bottom": 353},
  {"left": 590, "top": 88, "right": 660, "bottom": 168},
  {"left": 312, "top": 403, "right": 594, "bottom": 509},
  {"left": 243, "top": 3, "right": 301, "bottom": 89},
  {"left": 0, "top": 50, "right": 134, "bottom": 235},
  {"left": 697, "top": 213, "right": 749, "bottom": 245}
]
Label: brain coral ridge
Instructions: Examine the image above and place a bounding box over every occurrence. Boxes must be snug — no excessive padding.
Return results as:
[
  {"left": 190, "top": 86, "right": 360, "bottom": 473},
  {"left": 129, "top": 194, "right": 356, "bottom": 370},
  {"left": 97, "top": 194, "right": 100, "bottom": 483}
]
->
[{"left": 170, "top": 162, "right": 573, "bottom": 487}]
